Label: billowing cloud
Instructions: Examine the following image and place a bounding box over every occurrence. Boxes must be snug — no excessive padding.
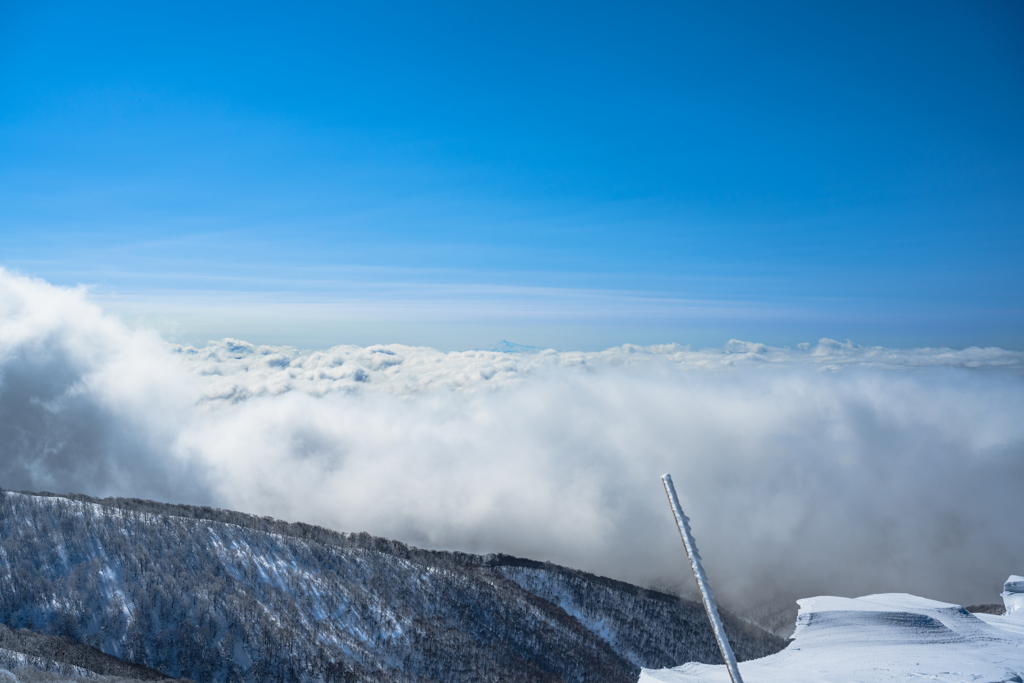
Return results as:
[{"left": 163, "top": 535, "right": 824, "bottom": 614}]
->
[{"left": 1, "top": 267, "right": 1022, "bottom": 620}]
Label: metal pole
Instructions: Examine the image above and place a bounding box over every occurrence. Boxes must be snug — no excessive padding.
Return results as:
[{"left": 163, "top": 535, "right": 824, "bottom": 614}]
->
[{"left": 662, "top": 473, "right": 744, "bottom": 683}]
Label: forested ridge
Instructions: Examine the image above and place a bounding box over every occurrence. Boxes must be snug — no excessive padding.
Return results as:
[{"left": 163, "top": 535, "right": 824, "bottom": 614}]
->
[{"left": 0, "top": 490, "right": 785, "bottom": 682}]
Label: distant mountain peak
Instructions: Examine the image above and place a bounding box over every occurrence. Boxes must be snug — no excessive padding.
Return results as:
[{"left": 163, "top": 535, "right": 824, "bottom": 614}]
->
[{"left": 480, "top": 340, "right": 547, "bottom": 353}]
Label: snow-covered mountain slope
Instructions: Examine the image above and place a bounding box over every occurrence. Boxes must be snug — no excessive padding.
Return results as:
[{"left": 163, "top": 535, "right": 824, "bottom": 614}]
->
[
  {"left": 0, "top": 490, "right": 784, "bottom": 683},
  {"left": 0, "top": 663, "right": 165, "bottom": 683},
  {"left": 0, "top": 624, "right": 174, "bottom": 681},
  {"left": 639, "top": 591, "right": 1024, "bottom": 683},
  {"left": 490, "top": 561, "right": 779, "bottom": 669}
]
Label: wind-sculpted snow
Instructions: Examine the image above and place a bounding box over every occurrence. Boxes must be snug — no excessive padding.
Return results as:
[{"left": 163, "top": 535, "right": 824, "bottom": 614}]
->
[
  {"left": 640, "top": 592, "right": 1024, "bottom": 683},
  {"left": 1005, "top": 575, "right": 1024, "bottom": 615},
  {"left": 1, "top": 268, "right": 1023, "bottom": 616},
  {"left": 0, "top": 491, "right": 783, "bottom": 683}
]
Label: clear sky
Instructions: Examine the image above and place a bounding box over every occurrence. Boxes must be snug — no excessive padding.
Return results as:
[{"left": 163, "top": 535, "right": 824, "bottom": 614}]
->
[{"left": 1, "top": 0, "right": 1022, "bottom": 350}]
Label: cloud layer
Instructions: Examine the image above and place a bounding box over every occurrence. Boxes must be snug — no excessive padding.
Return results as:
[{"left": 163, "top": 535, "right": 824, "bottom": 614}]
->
[{"left": 1, "top": 268, "right": 1022, "bottom": 617}]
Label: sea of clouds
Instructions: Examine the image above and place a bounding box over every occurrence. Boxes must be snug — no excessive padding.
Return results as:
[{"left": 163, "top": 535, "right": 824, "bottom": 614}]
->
[{"left": 1, "top": 267, "right": 1022, "bottom": 618}]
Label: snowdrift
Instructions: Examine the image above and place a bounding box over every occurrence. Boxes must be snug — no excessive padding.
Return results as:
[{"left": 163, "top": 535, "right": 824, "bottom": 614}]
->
[{"left": 639, "top": 586, "right": 1024, "bottom": 683}]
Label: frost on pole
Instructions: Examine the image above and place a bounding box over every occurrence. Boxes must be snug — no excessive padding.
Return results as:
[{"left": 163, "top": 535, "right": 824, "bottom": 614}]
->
[{"left": 662, "top": 473, "right": 744, "bottom": 683}]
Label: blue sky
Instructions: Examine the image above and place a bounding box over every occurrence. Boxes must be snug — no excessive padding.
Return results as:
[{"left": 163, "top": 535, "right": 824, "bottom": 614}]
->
[{"left": 1, "top": 0, "right": 1022, "bottom": 350}]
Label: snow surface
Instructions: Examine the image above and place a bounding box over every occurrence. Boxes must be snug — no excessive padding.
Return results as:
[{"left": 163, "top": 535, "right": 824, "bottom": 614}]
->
[{"left": 639, "top": 590, "right": 1024, "bottom": 683}]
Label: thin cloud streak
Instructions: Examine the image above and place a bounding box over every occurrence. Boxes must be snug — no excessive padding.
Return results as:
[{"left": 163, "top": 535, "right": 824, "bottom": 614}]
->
[{"left": 85, "top": 278, "right": 940, "bottom": 327}]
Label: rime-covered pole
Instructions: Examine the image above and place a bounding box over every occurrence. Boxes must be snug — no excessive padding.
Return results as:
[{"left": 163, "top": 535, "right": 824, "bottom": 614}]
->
[{"left": 662, "top": 473, "right": 744, "bottom": 683}]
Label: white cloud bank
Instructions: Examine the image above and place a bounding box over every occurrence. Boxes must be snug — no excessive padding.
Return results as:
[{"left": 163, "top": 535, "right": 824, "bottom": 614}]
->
[{"left": 1, "top": 268, "right": 1022, "bottom": 617}]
